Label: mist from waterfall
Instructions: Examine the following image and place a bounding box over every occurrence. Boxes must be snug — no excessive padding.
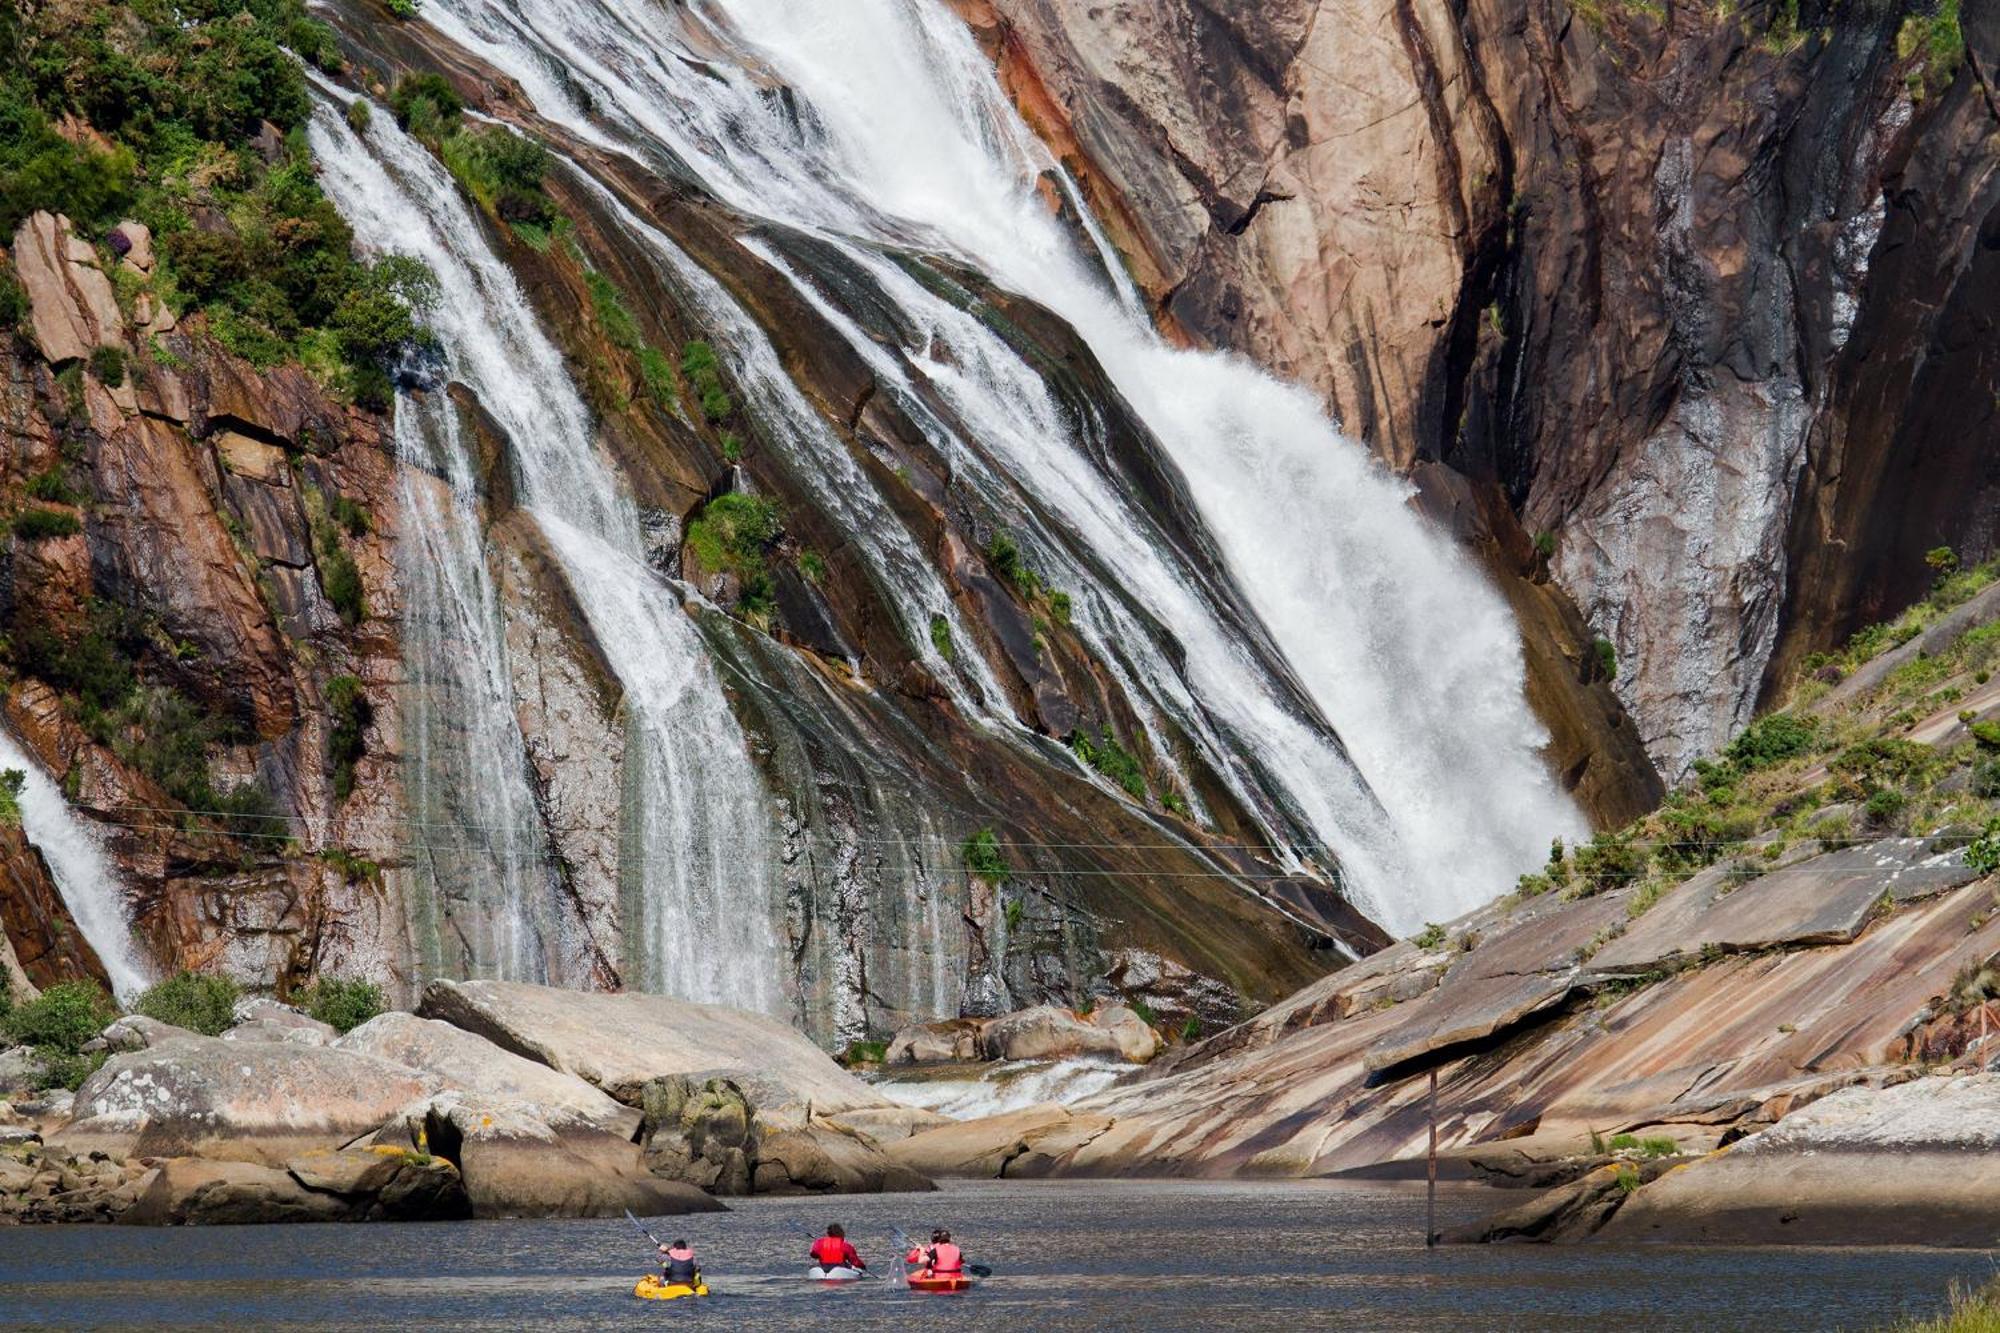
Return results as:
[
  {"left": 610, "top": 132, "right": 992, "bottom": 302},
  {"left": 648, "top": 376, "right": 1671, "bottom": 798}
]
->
[
  {"left": 308, "top": 90, "right": 783, "bottom": 1012},
  {"left": 0, "top": 727, "right": 150, "bottom": 1000},
  {"left": 413, "top": 0, "right": 1586, "bottom": 927}
]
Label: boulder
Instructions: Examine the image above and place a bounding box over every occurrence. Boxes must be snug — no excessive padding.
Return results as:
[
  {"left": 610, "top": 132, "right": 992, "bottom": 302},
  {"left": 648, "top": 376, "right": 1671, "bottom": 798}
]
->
[
  {"left": 886, "top": 1103, "right": 1115, "bottom": 1179},
  {"left": 284, "top": 1146, "right": 470, "bottom": 1222},
  {"left": 886, "top": 1019, "right": 981, "bottom": 1064},
  {"left": 977, "top": 1005, "right": 1157, "bottom": 1063},
  {"left": 396, "top": 1090, "right": 721, "bottom": 1220},
  {"left": 52, "top": 1035, "right": 438, "bottom": 1166},
  {"left": 338, "top": 1011, "right": 639, "bottom": 1139},
  {"left": 112, "top": 219, "right": 153, "bottom": 274},
  {"left": 637, "top": 1073, "right": 933, "bottom": 1197},
  {"left": 119, "top": 1158, "right": 346, "bottom": 1226},
  {"left": 415, "top": 979, "right": 890, "bottom": 1124},
  {"left": 223, "top": 1018, "right": 334, "bottom": 1047},
  {"left": 94, "top": 1015, "right": 198, "bottom": 1054},
  {"left": 12, "top": 211, "right": 125, "bottom": 363},
  {"left": 0, "top": 1046, "right": 40, "bottom": 1095}
]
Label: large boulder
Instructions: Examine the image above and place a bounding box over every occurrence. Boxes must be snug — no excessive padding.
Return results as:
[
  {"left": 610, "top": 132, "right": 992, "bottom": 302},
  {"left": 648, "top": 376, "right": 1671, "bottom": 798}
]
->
[
  {"left": 51, "top": 1035, "right": 439, "bottom": 1166},
  {"left": 93, "top": 1015, "right": 198, "bottom": 1054},
  {"left": 1594, "top": 1076, "right": 2000, "bottom": 1247},
  {"left": 977, "top": 1005, "right": 1159, "bottom": 1064},
  {"left": 118, "top": 1159, "right": 345, "bottom": 1226},
  {"left": 415, "top": 979, "right": 888, "bottom": 1123},
  {"left": 223, "top": 999, "right": 337, "bottom": 1048},
  {"left": 338, "top": 1012, "right": 640, "bottom": 1139},
  {"left": 886, "top": 1019, "right": 981, "bottom": 1064},
  {"left": 338, "top": 1011, "right": 712, "bottom": 1218},
  {"left": 886, "top": 1103, "right": 1116, "bottom": 1179}
]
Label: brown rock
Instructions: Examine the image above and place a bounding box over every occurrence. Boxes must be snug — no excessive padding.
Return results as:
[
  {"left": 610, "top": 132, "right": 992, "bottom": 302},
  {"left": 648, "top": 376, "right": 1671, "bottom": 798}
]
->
[
  {"left": 12, "top": 212, "right": 125, "bottom": 363},
  {"left": 119, "top": 1157, "right": 347, "bottom": 1226}
]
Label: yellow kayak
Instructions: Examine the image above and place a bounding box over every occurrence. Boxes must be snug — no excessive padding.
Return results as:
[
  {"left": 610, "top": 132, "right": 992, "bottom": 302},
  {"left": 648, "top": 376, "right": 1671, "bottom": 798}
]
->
[{"left": 634, "top": 1275, "right": 709, "bottom": 1300}]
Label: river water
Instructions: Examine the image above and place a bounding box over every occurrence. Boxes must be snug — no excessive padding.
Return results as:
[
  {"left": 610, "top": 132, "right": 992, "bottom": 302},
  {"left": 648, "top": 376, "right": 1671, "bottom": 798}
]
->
[{"left": 0, "top": 1179, "right": 1987, "bottom": 1330}]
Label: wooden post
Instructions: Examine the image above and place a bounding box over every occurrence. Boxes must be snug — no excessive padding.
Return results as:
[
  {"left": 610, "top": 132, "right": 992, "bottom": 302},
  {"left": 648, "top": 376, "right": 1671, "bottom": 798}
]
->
[{"left": 1425, "top": 1066, "right": 1438, "bottom": 1247}]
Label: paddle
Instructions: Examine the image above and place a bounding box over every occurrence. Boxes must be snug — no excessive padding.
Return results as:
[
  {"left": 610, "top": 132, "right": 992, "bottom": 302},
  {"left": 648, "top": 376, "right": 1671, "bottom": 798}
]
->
[
  {"left": 625, "top": 1208, "right": 664, "bottom": 1249},
  {"left": 800, "top": 1225, "right": 882, "bottom": 1280},
  {"left": 894, "top": 1225, "right": 992, "bottom": 1280}
]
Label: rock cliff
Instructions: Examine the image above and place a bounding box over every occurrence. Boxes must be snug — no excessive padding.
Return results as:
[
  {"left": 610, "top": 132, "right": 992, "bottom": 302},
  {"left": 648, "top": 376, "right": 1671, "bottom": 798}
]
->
[{"left": 973, "top": 0, "right": 1997, "bottom": 785}]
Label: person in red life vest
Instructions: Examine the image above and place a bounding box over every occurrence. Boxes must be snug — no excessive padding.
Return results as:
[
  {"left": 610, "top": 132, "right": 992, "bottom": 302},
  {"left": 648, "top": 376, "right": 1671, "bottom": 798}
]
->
[
  {"left": 810, "top": 1222, "right": 866, "bottom": 1272},
  {"left": 658, "top": 1238, "right": 700, "bottom": 1287},
  {"left": 905, "top": 1228, "right": 964, "bottom": 1278}
]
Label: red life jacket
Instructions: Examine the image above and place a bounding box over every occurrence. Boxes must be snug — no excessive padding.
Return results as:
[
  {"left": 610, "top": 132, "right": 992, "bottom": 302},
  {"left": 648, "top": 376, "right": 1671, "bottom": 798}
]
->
[
  {"left": 928, "top": 1242, "right": 963, "bottom": 1274},
  {"left": 811, "top": 1236, "right": 862, "bottom": 1268}
]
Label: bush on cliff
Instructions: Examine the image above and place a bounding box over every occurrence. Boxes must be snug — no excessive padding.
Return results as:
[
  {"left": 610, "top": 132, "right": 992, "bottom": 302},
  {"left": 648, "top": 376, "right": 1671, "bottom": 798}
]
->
[
  {"left": 135, "top": 970, "right": 240, "bottom": 1036},
  {"left": 12, "top": 507, "right": 82, "bottom": 541},
  {"left": 0, "top": 769, "right": 23, "bottom": 827},
  {"left": 962, "top": 827, "right": 1008, "bottom": 883},
  {"left": 295, "top": 975, "right": 384, "bottom": 1034}
]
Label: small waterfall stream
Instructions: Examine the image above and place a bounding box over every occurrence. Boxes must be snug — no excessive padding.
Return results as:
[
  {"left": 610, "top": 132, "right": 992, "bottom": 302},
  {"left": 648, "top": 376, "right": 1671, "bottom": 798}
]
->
[
  {"left": 409, "top": 0, "right": 1587, "bottom": 927},
  {"left": 309, "top": 91, "right": 784, "bottom": 1012},
  {"left": 0, "top": 727, "right": 150, "bottom": 1000}
]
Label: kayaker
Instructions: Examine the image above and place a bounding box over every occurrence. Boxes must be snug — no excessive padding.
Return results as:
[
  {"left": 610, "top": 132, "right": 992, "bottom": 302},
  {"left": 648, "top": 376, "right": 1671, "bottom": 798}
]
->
[
  {"left": 905, "top": 1228, "right": 963, "bottom": 1279},
  {"left": 810, "top": 1223, "right": 866, "bottom": 1272},
  {"left": 659, "top": 1238, "right": 701, "bottom": 1287}
]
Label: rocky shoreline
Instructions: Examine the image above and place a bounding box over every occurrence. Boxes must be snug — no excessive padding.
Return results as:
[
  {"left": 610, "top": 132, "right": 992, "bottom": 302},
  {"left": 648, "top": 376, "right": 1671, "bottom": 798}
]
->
[{"left": 1, "top": 980, "right": 942, "bottom": 1226}]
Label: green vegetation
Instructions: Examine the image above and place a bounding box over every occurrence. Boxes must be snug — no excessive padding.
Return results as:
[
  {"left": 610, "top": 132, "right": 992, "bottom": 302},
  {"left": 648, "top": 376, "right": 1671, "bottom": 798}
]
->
[
  {"left": 88, "top": 344, "right": 126, "bottom": 387},
  {"left": 684, "top": 493, "right": 780, "bottom": 622},
  {"left": 929, "top": 613, "right": 954, "bottom": 661},
  {"left": 304, "top": 486, "right": 367, "bottom": 625},
  {"left": 796, "top": 549, "right": 825, "bottom": 583},
  {"left": 1128, "top": 997, "right": 1157, "bottom": 1027},
  {"left": 985, "top": 529, "right": 1044, "bottom": 597},
  {"left": 134, "top": 970, "right": 240, "bottom": 1036},
  {"left": 1591, "top": 636, "right": 1617, "bottom": 682},
  {"left": 345, "top": 98, "right": 371, "bottom": 136},
  {"left": 962, "top": 827, "right": 1008, "bottom": 883},
  {"left": 839, "top": 1039, "right": 888, "bottom": 1066},
  {"left": 1533, "top": 529, "right": 1557, "bottom": 560},
  {"left": 680, "top": 341, "right": 734, "bottom": 422},
  {"left": 25, "top": 466, "right": 80, "bottom": 505},
  {"left": 322, "top": 845, "right": 382, "bottom": 884},
  {"left": 1071, "top": 725, "right": 1147, "bottom": 799},
  {"left": 1412, "top": 921, "right": 1447, "bottom": 950},
  {"left": 1048, "top": 589, "right": 1073, "bottom": 627},
  {"left": 0, "top": 769, "right": 22, "bottom": 827},
  {"left": 1724, "top": 712, "right": 1817, "bottom": 770},
  {"left": 720, "top": 432, "right": 744, "bottom": 464},
  {"left": 295, "top": 975, "right": 385, "bottom": 1034},
  {"left": 1897, "top": 0, "right": 1964, "bottom": 95},
  {"left": 1614, "top": 1163, "right": 1642, "bottom": 1195},
  {"left": 1003, "top": 896, "right": 1025, "bottom": 931},
  {"left": 0, "top": 0, "right": 436, "bottom": 404},
  {"left": 584, "top": 268, "right": 643, "bottom": 353},
  {"left": 386, "top": 0, "right": 420, "bottom": 17},
  {"left": 3, "top": 980, "right": 116, "bottom": 1090},
  {"left": 326, "top": 674, "right": 370, "bottom": 800},
  {"left": 439, "top": 124, "right": 552, "bottom": 228},
  {"left": 1180, "top": 1016, "right": 1203, "bottom": 1042},
  {"left": 12, "top": 507, "right": 81, "bottom": 541}
]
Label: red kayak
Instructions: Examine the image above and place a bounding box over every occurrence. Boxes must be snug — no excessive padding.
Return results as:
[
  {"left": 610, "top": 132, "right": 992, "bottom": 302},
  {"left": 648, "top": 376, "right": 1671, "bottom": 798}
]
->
[{"left": 906, "top": 1273, "right": 976, "bottom": 1293}]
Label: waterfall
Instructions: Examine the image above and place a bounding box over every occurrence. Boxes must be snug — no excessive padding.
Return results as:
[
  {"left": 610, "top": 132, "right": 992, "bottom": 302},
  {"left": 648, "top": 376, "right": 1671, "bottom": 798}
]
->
[
  {"left": 394, "top": 400, "right": 564, "bottom": 982},
  {"left": 308, "top": 90, "right": 784, "bottom": 1013},
  {"left": 411, "top": 0, "right": 1587, "bottom": 928},
  {"left": 0, "top": 727, "right": 150, "bottom": 1000}
]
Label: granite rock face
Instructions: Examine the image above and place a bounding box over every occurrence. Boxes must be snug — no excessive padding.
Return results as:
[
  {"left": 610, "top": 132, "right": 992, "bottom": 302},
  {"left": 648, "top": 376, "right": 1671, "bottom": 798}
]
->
[{"left": 981, "top": 0, "right": 2000, "bottom": 781}]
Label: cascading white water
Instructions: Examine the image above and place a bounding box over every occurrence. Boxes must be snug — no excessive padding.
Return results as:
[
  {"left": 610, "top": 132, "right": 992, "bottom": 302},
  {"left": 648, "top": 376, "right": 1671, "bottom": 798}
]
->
[
  {"left": 415, "top": 0, "right": 1587, "bottom": 926},
  {"left": 308, "top": 90, "right": 783, "bottom": 1013},
  {"left": 395, "top": 401, "right": 564, "bottom": 981},
  {"left": 0, "top": 728, "right": 149, "bottom": 999}
]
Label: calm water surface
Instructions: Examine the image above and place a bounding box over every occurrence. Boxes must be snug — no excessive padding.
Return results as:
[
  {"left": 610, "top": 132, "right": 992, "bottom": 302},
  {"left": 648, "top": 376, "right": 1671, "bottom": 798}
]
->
[{"left": 0, "top": 1179, "right": 1989, "bottom": 1330}]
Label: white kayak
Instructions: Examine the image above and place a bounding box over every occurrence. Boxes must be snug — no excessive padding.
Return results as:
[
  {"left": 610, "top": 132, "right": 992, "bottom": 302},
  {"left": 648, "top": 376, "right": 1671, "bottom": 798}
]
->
[{"left": 808, "top": 1265, "right": 867, "bottom": 1283}]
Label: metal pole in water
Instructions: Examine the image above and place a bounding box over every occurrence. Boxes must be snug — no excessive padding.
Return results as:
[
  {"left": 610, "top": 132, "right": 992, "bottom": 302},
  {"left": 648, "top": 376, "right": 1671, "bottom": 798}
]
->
[{"left": 1425, "top": 1066, "right": 1438, "bottom": 1247}]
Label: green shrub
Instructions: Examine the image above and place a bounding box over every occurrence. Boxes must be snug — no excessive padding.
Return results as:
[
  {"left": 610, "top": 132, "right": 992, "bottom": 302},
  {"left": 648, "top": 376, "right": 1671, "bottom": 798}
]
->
[
  {"left": 329, "top": 494, "right": 371, "bottom": 538},
  {"left": 1533, "top": 529, "right": 1557, "bottom": 559},
  {"left": 1607, "top": 1132, "right": 1640, "bottom": 1152},
  {"left": 386, "top": 0, "right": 420, "bottom": 16},
  {"left": 1966, "top": 824, "right": 2000, "bottom": 877},
  {"left": 1128, "top": 998, "right": 1157, "bottom": 1027},
  {"left": 1973, "top": 721, "right": 2000, "bottom": 750},
  {"left": 13, "top": 507, "right": 82, "bottom": 541},
  {"left": 1072, "top": 726, "right": 1146, "bottom": 799},
  {"left": 1636, "top": 1136, "right": 1679, "bottom": 1158},
  {"left": 638, "top": 346, "right": 678, "bottom": 407},
  {"left": 1048, "top": 589, "right": 1073, "bottom": 626},
  {"left": 796, "top": 549, "right": 825, "bottom": 583},
  {"left": 839, "top": 1039, "right": 887, "bottom": 1066},
  {"left": 1412, "top": 922, "right": 1447, "bottom": 950},
  {"left": 88, "top": 344, "right": 126, "bottom": 387},
  {"left": 680, "top": 341, "right": 734, "bottom": 422},
  {"left": 1180, "top": 1016, "right": 1202, "bottom": 1042},
  {"left": 25, "top": 467, "right": 79, "bottom": 504},
  {"left": 1591, "top": 637, "right": 1617, "bottom": 681},
  {"left": 346, "top": 98, "right": 372, "bottom": 135},
  {"left": 5, "top": 980, "right": 115, "bottom": 1057},
  {"left": 1572, "top": 830, "right": 1646, "bottom": 894},
  {"left": 1865, "top": 787, "right": 1909, "bottom": 826},
  {"left": 327, "top": 674, "right": 371, "bottom": 800},
  {"left": 296, "top": 975, "right": 386, "bottom": 1033},
  {"left": 389, "top": 73, "right": 463, "bottom": 132},
  {"left": 929, "top": 614, "right": 953, "bottom": 660},
  {"left": 1725, "top": 712, "right": 1818, "bottom": 769},
  {"left": 962, "top": 827, "right": 1008, "bottom": 882},
  {"left": 1973, "top": 758, "right": 2000, "bottom": 800},
  {"left": 1003, "top": 897, "right": 1024, "bottom": 931},
  {"left": 985, "top": 530, "right": 1041, "bottom": 595},
  {"left": 319, "top": 539, "right": 365, "bottom": 624},
  {"left": 1614, "top": 1164, "right": 1642, "bottom": 1195},
  {"left": 135, "top": 970, "right": 240, "bottom": 1036},
  {"left": 720, "top": 432, "right": 744, "bottom": 463},
  {"left": 0, "top": 769, "right": 22, "bottom": 827},
  {"left": 583, "top": 269, "right": 641, "bottom": 351}
]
